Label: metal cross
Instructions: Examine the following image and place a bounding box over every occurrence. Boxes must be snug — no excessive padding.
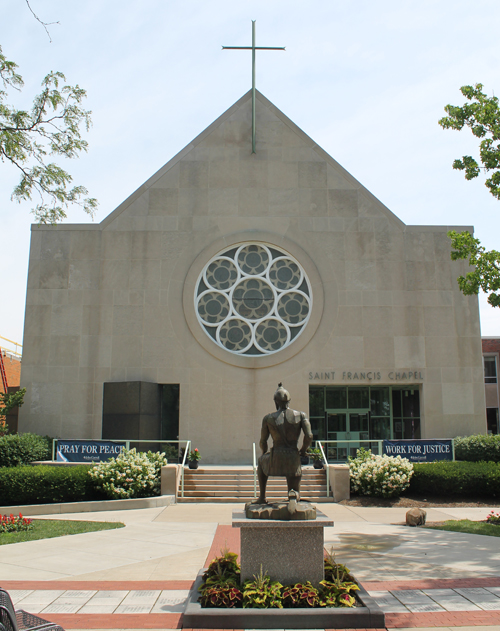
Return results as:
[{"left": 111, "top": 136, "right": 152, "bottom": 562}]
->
[{"left": 223, "top": 21, "right": 285, "bottom": 153}]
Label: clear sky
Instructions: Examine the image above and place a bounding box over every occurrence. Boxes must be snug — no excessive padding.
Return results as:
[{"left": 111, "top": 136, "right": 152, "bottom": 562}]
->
[{"left": 1, "top": 0, "right": 499, "bottom": 352}]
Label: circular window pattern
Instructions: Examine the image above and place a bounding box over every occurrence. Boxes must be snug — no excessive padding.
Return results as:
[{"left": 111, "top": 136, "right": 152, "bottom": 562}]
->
[
  {"left": 205, "top": 258, "right": 238, "bottom": 290},
  {"left": 233, "top": 278, "right": 274, "bottom": 320},
  {"left": 197, "top": 292, "right": 230, "bottom": 325},
  {"left": 195, "top": 243, "right": 312, "bottom": 356}
]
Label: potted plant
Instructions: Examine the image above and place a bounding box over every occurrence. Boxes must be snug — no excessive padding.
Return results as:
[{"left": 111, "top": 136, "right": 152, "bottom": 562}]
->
[
  {"left": 188, "top": 447, "right": 201, "bottom": 469},
  {"left": 308, "top": 448, "right": 324, "bottom": 469}
]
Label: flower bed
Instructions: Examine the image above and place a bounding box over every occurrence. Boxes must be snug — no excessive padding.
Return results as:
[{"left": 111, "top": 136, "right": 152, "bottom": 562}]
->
[
  {"left": 197, "top": 549, "right": 360, "bottom": 610},
  {"left": 0, "top": 513, "right": 33, "bottom": 533}
]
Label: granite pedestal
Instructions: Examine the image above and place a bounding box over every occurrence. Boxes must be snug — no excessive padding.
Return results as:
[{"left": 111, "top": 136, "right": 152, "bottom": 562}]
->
[{"left": 232, "top": 509, "right": 333, "bottom": 586}]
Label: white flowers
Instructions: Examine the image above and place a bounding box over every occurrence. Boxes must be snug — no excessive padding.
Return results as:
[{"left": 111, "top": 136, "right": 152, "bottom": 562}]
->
[
  {"left": 88, "top": 448, "right": 167, "bottom": 500},
  {"left": 349, "top": 448, "right": 413, "bottom": 498}
]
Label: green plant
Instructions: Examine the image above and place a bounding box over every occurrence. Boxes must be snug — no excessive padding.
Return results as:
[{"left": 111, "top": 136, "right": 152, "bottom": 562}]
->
[
  {"left": 189, "top": 447, "right": 201, "bottom": 462},
  {"left": 320, "top": 549, "right": 359, "bottom": 607},
  {"left": 486, "top": 511, "right": 500, "bottom": 525},
  {"left": 88, "top": 448, "right": 167, "bottom": 499},
  {"left": 199, "top": 547, "right": 242, "bottom": 608},
  {"left": 203, "top": 547, "right": 240, "bottom": 581},
  {"left": 282, "top": 582, "right": 319, "bottom": 608},
  {"left": 0, "top": 388, "right": 26, "bottom": 435},
  {"left": 307, "top": 448, "right": 323, "bottom": 462},
  {"left": 323, "top": 547, "right": 355, "bottom": 583},
  {"left": 410, "top": 461, "right": 500, "bottom": 497},
  {"left": 199, "top": 577, "right": 242, "bottom": 608},
  {"left": 161, "top": 443, "right": 179, "bottom": 462},
  {"left": 0, "top": 433, "right": 51, "bottom": 467},
  {"left": 0, "top": 465, "right": 104, "bottom": 506},
  {"left": 242, "top": 566, "right": 283, "bottom": 609},
  {"left": 349, "top": 448, "right": 413, "bottom": 498},
  {"left": 454, "top": 434, "right": 500, "bottom": 462},
  {"left": 0, "top": 513, "right": 33, "bottom": 533}
]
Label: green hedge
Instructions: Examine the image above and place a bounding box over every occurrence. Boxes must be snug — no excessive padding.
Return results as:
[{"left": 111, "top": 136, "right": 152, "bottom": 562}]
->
[
  {"left": 454, "top": 434, "right": 500, "bottom": 463},
  {"left": 0, "top": 434, "right": 51, "bottom": 467},
  {"left": 410, "top": 461, "right": 500, "bottom": 498},
  {"left": 0, "top": 465, "right": 106, "bottom": 506}
]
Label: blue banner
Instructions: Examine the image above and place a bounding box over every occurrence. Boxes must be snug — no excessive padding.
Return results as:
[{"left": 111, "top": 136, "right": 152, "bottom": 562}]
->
[
  {"left": 383, "top": 439, "right": 453, "bottom": 463},
  {"left": 57, "top": 440, "right": 125, "bottom": 463}
]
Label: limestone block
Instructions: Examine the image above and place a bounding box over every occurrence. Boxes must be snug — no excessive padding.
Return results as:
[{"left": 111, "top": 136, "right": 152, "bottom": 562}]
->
[
  {"left": 179, "top": 161, "right": 208, "bottom": 188},
  {"left": 48, "top": 335, "right": 80, "bottom": 366},
  {"left": 208, "top": 188, "right": 238, "bottom": 216},
  {"left": 394, "top": 336, "right": 426, "bottom": 366},
  {"left": 179, "top": 188, "right": 209, "bottom": 216},
  {"left": 233, "top": 511, "right": 333, "bottom": 587},
  {"left": 39, "top": 260, "right": 69, "bottom": 289},
  {"left": 69, "top": 260, "right": 100, "bottom": 290},
  {"left": 328, "top": 464, "right": 350, "bottom": 501},
  {"left": 69, "top": 231, "right": 101, "bottom": 260},
  {"left": 41, "top": 231, "right": 70, "bottom": 260},
  {"left": 406, "top": 508, "right": 426, "bottom": 526},
  {"left": 442, "top": 383, "right": 474, "bottom": 415},
  {"left": 298, "top": 161, "right": 327, "bottom": 188},
  {"left": 161, "top": 464, "right": 181, "bottom": 496}
]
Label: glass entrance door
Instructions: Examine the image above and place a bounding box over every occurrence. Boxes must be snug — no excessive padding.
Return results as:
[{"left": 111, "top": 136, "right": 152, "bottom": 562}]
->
[{"left": 325, "top": 410, "right": 370, "bottom": 460}]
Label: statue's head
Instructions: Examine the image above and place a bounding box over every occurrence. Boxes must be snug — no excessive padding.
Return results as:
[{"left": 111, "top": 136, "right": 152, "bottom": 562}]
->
[{"left": 274, "top": 382, "right": 291, "bottom": 410}]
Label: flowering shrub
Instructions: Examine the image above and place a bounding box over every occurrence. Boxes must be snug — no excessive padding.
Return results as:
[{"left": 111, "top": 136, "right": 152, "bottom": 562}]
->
[
  {"left": 0, "top": 513, "right": 33, "bottom": 533},
  {"left": 189, "top": 448, "right": 201, "bottom": 462},
  {"left": 349, "top": 448, "right": 413, "bottom": 498},
  {"left": 486, "top": 510, "right": 500, "bottom": 525},
  {"left": 88, "top": 448, "right": 167, "bottom": 500}
]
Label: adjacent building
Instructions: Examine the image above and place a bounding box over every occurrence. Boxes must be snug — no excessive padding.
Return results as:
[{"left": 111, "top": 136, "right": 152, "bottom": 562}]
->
[{"left": 482, "top": 337, "right": 500, "bottom": 435}]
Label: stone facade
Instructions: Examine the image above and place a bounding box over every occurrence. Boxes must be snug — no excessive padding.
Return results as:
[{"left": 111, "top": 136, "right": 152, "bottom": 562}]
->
[{"left": 19, "top": 90, "right": 486, "bottom": 462}]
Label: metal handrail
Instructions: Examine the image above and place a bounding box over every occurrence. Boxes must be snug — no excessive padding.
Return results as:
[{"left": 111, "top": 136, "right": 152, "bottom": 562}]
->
[
  {"left": 316, "top": 441, "right": 330, "bottom": 497},
  {"left": 316, "top": 439, "right": 384, "bottom": 462},
  {"left": 252, "top": 443, "right": 257, "bottom": 497},
  {"left": 180, "top": 440, "right": 191, "bottom": 498}
]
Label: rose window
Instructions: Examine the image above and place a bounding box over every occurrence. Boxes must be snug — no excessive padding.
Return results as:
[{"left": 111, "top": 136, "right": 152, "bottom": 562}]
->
[{"left": 195, "top": 243, "right": 312, "bottom": 356}]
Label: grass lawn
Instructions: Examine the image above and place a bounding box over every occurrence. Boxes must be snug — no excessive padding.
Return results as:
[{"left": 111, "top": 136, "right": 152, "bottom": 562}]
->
[
  {"left": 425, "top": 519, "right": 500, "bottom": 537},
  {"left": 0, "top": 519, "right": 125, "bottom": 545}
]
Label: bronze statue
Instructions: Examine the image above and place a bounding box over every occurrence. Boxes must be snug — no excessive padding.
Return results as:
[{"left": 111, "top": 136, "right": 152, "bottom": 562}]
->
[{"left": 254, "top": 383, "right": 313, "bottom": 505}]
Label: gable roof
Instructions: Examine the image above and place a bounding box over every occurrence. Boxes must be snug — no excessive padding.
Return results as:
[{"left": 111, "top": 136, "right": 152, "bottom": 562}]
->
[{"left": 100, "top": 89, "right": 405, "bottom": 230}]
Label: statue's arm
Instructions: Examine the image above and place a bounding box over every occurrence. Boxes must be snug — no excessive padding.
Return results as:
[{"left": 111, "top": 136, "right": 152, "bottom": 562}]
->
[
  {"left": 299, "top": 412, "right": 313, "bottom": 455},
  {"left": 259, "top": 416, "right": 270, "bottom": 454}
]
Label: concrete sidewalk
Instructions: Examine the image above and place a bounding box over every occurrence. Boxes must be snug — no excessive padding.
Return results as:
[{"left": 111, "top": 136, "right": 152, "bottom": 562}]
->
[{"left": 1, "top": 503, "right": 499, "bottom": 582}]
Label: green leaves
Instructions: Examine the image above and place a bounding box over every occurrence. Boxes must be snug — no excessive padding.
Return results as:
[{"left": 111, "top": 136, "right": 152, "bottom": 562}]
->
[
  {"left": 0, "top": 45, "right": 97, "bottom": 223},
  {"left": 448, "top": 230, "right": 500, "bottom": 307},
  {"left": 439, "top": 83, "right": 500, "bottom": 200}
]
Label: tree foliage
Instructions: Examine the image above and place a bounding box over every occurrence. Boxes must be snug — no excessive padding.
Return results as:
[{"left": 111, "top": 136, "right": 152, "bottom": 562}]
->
[
  {"left": 448, "top": 230, "right": 500, "bottom": 307},
  {"left": 0, "top": 45, "right": 97, "bottom": 223},
  {"left": 439, "top": 84, "right": 500, "bottom": 306},
  {"left": 439, "top": 83, "right": 500, "bottom": 199},
  {"left": 0, "top": 387, "right": 26, "bottom": 436}
]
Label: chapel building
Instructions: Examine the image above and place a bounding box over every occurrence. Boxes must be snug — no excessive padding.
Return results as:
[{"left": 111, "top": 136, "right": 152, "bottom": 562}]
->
[{"left": 19, "top": 91, "right": 487, "bottom": 463}]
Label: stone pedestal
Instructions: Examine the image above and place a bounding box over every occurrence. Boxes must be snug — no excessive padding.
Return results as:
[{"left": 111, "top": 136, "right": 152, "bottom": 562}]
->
[{"left": 232, "top": 510, "right": 333, "bottom": 586}]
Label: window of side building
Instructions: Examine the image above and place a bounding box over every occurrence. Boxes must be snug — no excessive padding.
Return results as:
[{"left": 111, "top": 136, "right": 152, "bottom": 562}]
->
[{"left": 484, "top": 356, "right": 498, "bottom": 384}]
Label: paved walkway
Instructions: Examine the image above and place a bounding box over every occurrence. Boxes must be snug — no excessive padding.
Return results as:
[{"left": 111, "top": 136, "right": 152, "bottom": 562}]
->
[{"left": 1, "top": 502, "right": 500, "bottom": 629}]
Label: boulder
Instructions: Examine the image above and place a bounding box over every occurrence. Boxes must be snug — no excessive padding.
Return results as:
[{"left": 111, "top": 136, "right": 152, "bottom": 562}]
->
[{"left": 406, "top": 507, "right": 427, "bottom": 526}]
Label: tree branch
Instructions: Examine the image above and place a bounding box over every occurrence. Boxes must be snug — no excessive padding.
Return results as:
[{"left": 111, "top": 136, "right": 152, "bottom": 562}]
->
[{"left": 25, "top": 0, "right": 59, "bottom": 43}]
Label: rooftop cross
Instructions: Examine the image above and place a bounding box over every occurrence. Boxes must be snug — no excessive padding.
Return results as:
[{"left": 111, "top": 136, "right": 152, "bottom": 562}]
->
[{"left": 223, "top": 21, "right": 285, "bottom": 153}]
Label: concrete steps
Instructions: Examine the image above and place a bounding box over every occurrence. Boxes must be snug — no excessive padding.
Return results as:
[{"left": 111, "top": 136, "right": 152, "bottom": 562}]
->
[{"left": 177, "top": 466, "right": 332, "bottom": 503}]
